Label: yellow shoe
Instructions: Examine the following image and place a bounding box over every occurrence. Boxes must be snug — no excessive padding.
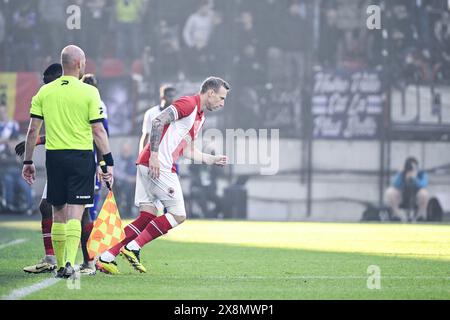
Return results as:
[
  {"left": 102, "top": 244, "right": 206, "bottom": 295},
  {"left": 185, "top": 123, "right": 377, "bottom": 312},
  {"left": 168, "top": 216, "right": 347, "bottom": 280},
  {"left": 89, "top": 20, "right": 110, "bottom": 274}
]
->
[
  {"left": 95, "top": 258, "right": 120, "bottom": 275},
  {"left": 120, "top": 247, "right": 147, "bottom": 273},
  {"left": 23, "top": 257, "right": 57, "bottom": 274}
]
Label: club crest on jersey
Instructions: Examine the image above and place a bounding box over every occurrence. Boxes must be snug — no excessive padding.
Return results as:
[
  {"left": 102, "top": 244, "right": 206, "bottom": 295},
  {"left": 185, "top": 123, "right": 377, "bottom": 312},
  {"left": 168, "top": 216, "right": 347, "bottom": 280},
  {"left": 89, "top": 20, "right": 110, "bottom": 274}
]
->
[{"left": 168, "top": 187, "right": 175, "bottom": 197}]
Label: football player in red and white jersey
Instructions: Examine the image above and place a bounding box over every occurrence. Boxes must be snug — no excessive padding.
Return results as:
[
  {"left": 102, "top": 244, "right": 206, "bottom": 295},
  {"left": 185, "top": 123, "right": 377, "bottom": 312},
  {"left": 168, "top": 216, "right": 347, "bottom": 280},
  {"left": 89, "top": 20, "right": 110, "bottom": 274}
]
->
[{"left": 97, "top": 77, "right": 230, "bottom": 274}]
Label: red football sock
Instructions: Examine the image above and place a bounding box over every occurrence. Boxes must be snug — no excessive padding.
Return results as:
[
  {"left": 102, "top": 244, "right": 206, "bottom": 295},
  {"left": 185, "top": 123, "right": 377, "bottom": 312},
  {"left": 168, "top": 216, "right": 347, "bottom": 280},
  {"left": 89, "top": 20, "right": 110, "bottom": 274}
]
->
[
  {"left": 108, "top": 211, "right": 157, "bottom": 256},
  {"left": 83, "top": 221, "right": 93, "bottom": 237},
  {"left": 134, "top": 214, "right": 173, "bottom": 248},
  {"left": 81, "top": 221, "right": 94, "bottom": 261},
  {"left": 41, "top": 218, "right": 54, "bottom": 256}
]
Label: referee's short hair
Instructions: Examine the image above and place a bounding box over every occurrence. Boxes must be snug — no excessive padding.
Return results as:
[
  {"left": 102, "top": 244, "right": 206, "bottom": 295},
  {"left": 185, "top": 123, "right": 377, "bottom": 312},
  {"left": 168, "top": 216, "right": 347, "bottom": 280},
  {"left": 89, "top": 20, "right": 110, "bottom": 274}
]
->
[
  {"left": 81, "top": 74, "right": 98, "bottom": 88},
  {"left": 200, "top": 77, "right": 230, "bottom": 94},
  {"left": 43, "top": 63, "right": 62, "bottom": 84}
]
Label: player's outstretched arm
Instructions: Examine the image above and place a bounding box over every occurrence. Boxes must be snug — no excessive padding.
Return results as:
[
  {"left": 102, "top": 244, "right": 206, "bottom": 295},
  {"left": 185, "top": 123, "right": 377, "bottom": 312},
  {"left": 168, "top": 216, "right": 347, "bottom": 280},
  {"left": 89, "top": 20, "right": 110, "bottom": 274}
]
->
[
  {"left": 15, "top": 135, "right": 45, "bottom": 158},
  {"left": 182, "top": 139, "right": 211, "bottom": 164},
  {"left": 182, "top": 138, "right": 227, "bottom": 166}
]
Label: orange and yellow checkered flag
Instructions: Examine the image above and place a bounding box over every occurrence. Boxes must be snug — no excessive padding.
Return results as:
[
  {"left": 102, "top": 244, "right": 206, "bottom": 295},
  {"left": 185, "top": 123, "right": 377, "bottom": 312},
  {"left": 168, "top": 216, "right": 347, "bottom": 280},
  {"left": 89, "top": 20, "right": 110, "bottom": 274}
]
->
[{"left": 87, "top": 191, "right": 125, "bottom": 260}]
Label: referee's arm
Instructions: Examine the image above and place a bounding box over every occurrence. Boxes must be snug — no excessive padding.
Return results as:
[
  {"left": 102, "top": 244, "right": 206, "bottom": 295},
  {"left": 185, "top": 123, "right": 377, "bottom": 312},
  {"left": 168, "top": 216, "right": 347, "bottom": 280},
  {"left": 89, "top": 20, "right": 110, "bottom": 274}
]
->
[
  {"left": 91, "top": 121, "right": 114, "bottom": 186},
  {"left": 91, "top": 121, "right": 110, "bottom": 157},
  {"left": 22, "top": 117, "right": 43, "bottom": 185}
]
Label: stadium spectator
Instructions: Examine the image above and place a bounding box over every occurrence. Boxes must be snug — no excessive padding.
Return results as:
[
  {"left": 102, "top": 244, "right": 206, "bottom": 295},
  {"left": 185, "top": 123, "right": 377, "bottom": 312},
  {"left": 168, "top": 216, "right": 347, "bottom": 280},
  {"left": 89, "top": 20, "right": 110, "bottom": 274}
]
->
[
  {"left": 0, "top": 6, "right": 5, "bottom": 68},
  {"left": 0, "top": 104, "right": 33, "bottom": 214},
  {"left": 204, "top": 1, "right": 226, "bottom": 76},
  {"left": 102, "top": 80, "right": 132, "bottom": 135},
  {"left": 0, "top": 103, "right": 16, "bottom": 148},
  {"left": 156, "top": 19, "right": 182, "bottom": 79},
  {"left": 182, "top": 0, "right": 216, "bottom": 51},
  {"left": 385, "top": 157, "right": 429, "bottom": 222},
  {"left": 317, "top": 5, "right": 341, "bottom": 68},
  {"left": 431, "top": 11, "right": 450, "bottom": 81},
  {"left": 97, "top": 77, "right": 230, "bottom": 275},
  {"left": 11, "top": 1, "right": 39, "bottom": 70},
  {"left": 258, "top": 1, "right": 287, "bottom": 81},
  {"left": 277, "top": 0, "right": 309, "bottom": 85},
  {"left": 136, "top": 45, "right": 156, "bottom": 82},
  {"left": 234, "top": 85, "right": 261, "bottom": 130},
  {"left": 340, "top": 28, "right": 367, "bottom": 70},
  {"left": 182, "top": 0, "right": 221, "bottom": 76},
  {"left": 67, "top": 0, "right": 88, "bottom": 50},
  {"left": 415, "top": 0, "right": 433, "bottom": 55},
  {"left": 38, "top": 0, "right": 66, "bottom": 61},
  {"left": 114, "top": 0, "right": 147, "bottom": 65},
  {"left": 251, "top": 0, "right": 280, "bottom": 53},
  {"left": 386, "top": 2, "right": 420, "bottom": 84},
  {"left": 402, "top": 48, "right": 432, "bottom": 83},
  {"left": 84, "top": 0, "right": 108, "bottom": 60},
  {"left": 267, "top": 46, "right": 289, "bottom": 85},
  {"left": 233, "top": 11, "right": 264, "bottom": 86}
]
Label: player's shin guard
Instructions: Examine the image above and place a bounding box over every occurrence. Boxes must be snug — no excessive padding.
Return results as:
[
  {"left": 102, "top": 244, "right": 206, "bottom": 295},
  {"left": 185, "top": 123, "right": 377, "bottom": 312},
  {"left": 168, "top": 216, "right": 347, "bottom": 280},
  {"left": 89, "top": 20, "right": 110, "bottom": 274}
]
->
[
  {"left": 108, "top": 211, "right": 157, "bottom": 256},
  {"left": 132, "top": 214, "right": 178, "bottom": 249},
  {"left": 65, "top": 219, "right": 81, "bottom": 266},
  {"left": 51, "top": 222, "right": 66, "bottom": 268}
]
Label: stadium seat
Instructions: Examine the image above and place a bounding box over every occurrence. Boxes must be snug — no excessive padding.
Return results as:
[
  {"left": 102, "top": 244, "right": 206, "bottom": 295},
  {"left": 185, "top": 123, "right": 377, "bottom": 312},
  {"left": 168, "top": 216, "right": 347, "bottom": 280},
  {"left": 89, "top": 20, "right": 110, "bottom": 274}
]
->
[
  {"left": 100, "top": 58, "right": 125, "bottom": 78},
  {"left": 85, "top": 58, "right": 96, "bottom": 74},
  {"left": 131, "top": 58, "right": 144, "bottom": 76}
]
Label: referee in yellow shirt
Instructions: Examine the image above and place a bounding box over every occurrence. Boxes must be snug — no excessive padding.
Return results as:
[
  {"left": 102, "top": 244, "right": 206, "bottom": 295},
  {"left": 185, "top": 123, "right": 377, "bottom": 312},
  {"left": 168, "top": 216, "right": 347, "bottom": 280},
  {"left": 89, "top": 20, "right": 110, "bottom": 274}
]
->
[{"left": 21, "top": 45, "right": 114, "bottom": 279}]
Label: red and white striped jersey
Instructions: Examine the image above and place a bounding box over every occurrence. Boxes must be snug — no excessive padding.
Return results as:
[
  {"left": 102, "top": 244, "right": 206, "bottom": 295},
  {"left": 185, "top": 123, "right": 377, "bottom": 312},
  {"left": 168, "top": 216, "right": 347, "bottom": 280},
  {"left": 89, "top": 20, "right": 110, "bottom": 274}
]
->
[{"left": 136, "top": 94, "right": 205, "bottom": 172}]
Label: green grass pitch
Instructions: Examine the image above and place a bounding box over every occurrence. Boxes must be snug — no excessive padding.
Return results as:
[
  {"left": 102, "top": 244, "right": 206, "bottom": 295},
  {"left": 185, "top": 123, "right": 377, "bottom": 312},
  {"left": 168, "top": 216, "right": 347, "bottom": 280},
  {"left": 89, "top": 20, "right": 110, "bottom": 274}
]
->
[{"left": 0, "top": 218, "right": 449, "bottom": 300}]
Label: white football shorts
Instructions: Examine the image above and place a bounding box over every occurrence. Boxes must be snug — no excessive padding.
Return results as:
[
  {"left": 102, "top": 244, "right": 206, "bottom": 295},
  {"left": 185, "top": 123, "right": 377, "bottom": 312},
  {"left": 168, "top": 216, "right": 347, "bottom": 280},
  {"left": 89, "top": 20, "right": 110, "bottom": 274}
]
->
[{"left": 134, "top": 164, "right": 186, "bottom": 217}]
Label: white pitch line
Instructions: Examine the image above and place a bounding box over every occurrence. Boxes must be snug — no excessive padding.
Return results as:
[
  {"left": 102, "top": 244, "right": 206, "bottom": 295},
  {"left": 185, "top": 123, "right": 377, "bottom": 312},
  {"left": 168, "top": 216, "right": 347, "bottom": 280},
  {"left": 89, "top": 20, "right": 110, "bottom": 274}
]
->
[
  {"left": 1, "top": 274, "right": 447, "bottom": 300},
  {"left": 178, "top": 275, "right": 450, "bottom": 280},
  {"left": 287, "top": 275, "right": 450, "bottom": 280},
  {"left": 0, "top": 238, "right": 28, "bottom": 250},
  {"left": 2, "top": 278, "right": 61, "bottom": 300},
  {"left": 0, "top": 238, "right": 59, "bottom": 300}
]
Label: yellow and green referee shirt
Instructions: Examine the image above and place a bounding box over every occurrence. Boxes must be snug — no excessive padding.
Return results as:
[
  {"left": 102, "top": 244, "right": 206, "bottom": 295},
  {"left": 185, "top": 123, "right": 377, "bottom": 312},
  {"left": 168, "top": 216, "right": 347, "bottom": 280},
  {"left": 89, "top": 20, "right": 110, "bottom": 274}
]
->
[{"left": 30, "top": 75, "right": 105, "bottom": 150}]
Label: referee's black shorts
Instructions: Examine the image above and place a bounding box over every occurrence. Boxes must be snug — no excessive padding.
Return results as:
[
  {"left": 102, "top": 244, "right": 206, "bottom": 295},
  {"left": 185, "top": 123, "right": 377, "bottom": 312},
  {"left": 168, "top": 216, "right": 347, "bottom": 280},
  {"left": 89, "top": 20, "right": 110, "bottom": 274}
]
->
[{"left": 45, "top": 150, "right": 96, "bottom": 206}]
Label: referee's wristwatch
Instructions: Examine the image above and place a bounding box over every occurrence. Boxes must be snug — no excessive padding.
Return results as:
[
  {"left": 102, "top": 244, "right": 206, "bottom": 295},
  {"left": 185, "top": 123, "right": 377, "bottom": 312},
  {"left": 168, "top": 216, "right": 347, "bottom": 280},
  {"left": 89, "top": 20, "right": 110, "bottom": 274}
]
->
[{"left": 23, "top": 160, "right": 33, "bottom": 165}]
